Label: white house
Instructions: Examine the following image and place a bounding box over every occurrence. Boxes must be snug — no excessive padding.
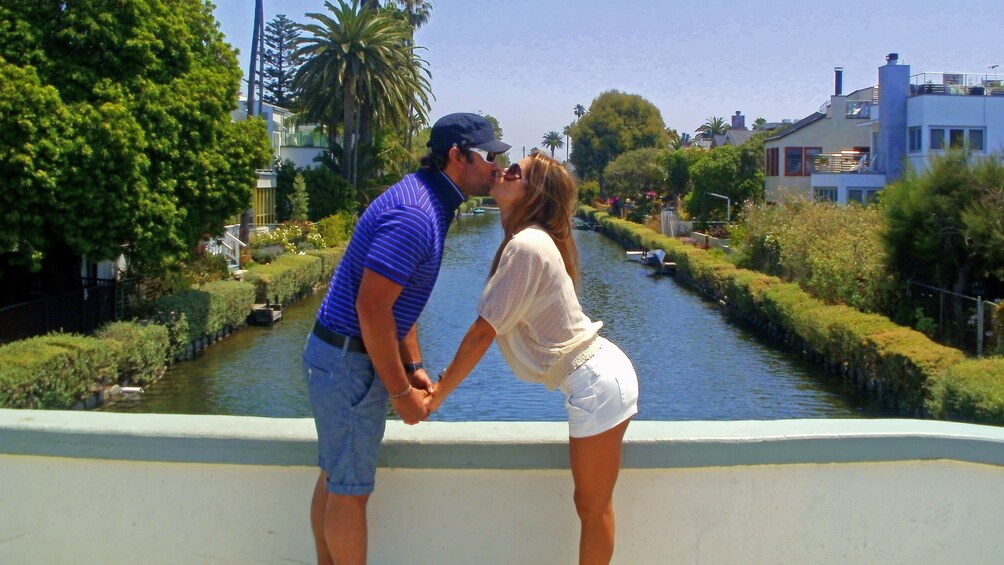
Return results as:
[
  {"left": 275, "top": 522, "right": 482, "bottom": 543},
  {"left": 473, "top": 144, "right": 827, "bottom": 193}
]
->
[
  {"left": 768, "top": 54, "right": 1004, "bottom": 205},
  {"left": 764, "top": 67, "right": 876, "bottom": 203}
]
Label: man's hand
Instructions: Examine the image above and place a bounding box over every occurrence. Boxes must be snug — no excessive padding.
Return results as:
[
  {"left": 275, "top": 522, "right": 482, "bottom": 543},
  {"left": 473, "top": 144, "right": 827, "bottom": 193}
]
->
[
  {"left": 408, "top": 368, "right": 435, "bottom": 395},
  {"left": 391, "top": 387, "right": 429, "bottom": 425}
]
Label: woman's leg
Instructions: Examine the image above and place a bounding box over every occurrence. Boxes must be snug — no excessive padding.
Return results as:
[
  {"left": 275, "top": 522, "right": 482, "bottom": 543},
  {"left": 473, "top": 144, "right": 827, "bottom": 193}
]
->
[{"left": 569, "top": 418, "right": 631, "bottom": 565}]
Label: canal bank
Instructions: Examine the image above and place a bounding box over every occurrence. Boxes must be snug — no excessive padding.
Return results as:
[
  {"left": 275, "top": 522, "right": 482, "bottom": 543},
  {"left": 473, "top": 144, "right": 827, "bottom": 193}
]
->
[
  {"left": 105, "top": 211, "right": 883, "bottom": 420},
  {"left": 579, "top": 205, "right": 989, "bottom": 421}
]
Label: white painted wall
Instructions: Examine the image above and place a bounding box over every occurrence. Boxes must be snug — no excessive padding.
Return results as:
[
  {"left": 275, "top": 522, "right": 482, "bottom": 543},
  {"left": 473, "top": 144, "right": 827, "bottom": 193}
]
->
[
  {"left": 2, "top": 412, "right": 1003, "bottom": 565},
  {"left": 905, "top": 94, "right": 1004, "bottom": 174}
]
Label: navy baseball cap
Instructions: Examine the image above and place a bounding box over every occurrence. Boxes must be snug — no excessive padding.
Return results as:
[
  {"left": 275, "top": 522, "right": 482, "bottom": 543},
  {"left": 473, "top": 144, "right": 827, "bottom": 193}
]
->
[{"left": 427, "top": 113, "right": 511, "bottom": 154}]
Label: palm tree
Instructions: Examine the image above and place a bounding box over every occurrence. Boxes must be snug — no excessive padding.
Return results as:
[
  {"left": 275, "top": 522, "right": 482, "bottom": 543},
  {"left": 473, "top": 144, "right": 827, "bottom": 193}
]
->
[
  {"left": 574, "top": 104, "right": 586, "bottom": 122},
  {"left": 694, "top": 116, "right": 728, "bottom": 140},
  {"left": 562, "top": 123, "right": 574, "bottom": 160},
  {"left": 294, "top": 0, "right": 431, "bottom": 184},
  {"left": 390, "top": 0, "right": 433, "bottom": 29},
  {"left": 388, "top": 1, "right": 434, "bottom": 152},
  {"left": 541, "top": 131, "right": 564, "bottom": 158}
]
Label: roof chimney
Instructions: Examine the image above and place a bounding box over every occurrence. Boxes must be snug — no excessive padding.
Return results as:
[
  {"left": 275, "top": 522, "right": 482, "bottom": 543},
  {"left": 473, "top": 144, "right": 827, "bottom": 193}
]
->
[
  {"left": 886, "top": 52, "right": 899, "bottom": 64},
  {"left": 731, "top": 110, "right": 746, "bottom": 130},
  {"left": 834, "top": 67, "right": 843, "bottom": 96}
]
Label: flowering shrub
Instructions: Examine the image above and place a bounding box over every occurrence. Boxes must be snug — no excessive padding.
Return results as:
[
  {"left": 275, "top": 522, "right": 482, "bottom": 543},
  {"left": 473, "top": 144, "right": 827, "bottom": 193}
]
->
[{"left": 251, "top": 221, "right": 325, "bottom": 253}]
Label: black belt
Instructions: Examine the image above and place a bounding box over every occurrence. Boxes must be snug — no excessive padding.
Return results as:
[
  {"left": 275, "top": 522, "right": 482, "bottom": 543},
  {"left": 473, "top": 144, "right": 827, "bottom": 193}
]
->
[{"left": 312, "top": 322, "right": 367, "bottom": 354}]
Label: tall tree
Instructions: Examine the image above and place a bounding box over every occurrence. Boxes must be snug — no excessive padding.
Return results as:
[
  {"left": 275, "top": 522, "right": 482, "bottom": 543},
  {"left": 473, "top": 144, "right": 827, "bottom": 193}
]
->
[
  {"left": 387, "top": 0, "right": 434, "bottom": 152},
  {"left": 294, "top": 0, "right": 431, "bottom": 184},
  {"left": 389, "top": 0, "right": 433, "bottom": 29},
  {"left": 263, "top": 14, "right": 302, "bottom": 108},
  {"left": 541, "top": 131, "right": 564, "bottom": 158},
  {"left": 695, "top": 116, "right": 729, "bottom": 140},
  {"left": 882, "top": 151, "right": 1004, "bottom": 300},
  {"left": 0, "top": 0, "right": 271, "bottom": 295},
  {"left": 569, "top": 90, "right": 668, "bottom": 185},
  {"left": 574, "top": 104, "right": 586, "bottom": 121}
]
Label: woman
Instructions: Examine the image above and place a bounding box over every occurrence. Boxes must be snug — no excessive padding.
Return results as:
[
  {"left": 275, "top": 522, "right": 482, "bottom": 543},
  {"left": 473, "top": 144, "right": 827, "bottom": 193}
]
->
[{"left": 427, "top": 152, "right": 639, "bottom": 564}]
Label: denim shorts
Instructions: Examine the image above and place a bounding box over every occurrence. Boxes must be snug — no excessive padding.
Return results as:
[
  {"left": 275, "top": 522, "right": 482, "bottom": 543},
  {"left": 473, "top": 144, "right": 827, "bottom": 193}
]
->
[
  {"left": 559, "top": 337, "right": 639, "bottom": 438},
  {"left": 302, "top": 332, "right": 389, "bottom": 495}
]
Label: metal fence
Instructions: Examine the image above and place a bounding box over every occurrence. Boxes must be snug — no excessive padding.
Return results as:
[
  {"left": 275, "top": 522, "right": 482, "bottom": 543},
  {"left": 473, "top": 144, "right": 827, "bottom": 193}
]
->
[
  {"left": 0, "top": 277, "right": 137, "bottom": 345},
  {"left": 907, "top": 281, "right": 999, "bottom": 356}
]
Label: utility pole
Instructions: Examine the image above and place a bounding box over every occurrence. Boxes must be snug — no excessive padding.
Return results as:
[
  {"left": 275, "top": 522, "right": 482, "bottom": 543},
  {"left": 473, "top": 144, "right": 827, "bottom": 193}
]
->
[{"left": 240, "top": 0, "right": 266, "bottom": 256}]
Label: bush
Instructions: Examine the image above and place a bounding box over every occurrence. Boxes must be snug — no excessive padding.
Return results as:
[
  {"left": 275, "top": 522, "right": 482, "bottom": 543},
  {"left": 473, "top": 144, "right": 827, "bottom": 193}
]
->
[
  {"left": 315, "top": 211, "right": 357, "bottom": 248},
  {"left": 251, "top": 221, "right": 324, "bottom": 253},
  {"left": 152, "top": 280, "right": 255, "bottom": 344},
  {"left": 930, "top": 357, "right": 1004, "bottom": 423},
  {"left": 734, "top": 199, "right": 896, "bottom": 314},
  {"left": 305, "top": 245, "right": 347, "bottom": 280},
  {"left": 0, "top": 336, "right": 98, "bottom": 408},
  {"left": 243, "top": 253, "right": 324, "bottom": 304},
  {"left": 95, "top": 321, "right": 170, "bottom": 385}
]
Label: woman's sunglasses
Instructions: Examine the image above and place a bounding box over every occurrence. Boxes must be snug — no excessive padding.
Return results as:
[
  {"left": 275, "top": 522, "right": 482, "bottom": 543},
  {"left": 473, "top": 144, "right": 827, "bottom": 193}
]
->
[{"left": 503, "top": 163, "right": 521, "bottom": 181}]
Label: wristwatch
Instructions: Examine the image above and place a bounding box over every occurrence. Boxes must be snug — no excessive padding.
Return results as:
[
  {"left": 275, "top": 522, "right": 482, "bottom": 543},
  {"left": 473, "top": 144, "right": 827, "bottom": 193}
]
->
[{"left": 404, "top": 361, "right": 424, "bottom": 374}]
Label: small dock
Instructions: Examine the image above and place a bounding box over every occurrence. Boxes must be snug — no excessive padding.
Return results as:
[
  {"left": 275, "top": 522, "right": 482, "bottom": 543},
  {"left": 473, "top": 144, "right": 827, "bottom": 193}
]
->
[{"left": 250, "top": 303, "right": 282, "bottom": 325}]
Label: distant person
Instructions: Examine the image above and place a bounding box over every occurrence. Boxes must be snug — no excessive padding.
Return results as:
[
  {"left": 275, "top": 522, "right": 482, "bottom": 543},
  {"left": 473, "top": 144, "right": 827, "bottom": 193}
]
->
[
  {"left": 428, "top": 152, "right": 639, "bottom": 564},
  {"left": 302, "top": 113, "right": 509, "bottom": 565}
]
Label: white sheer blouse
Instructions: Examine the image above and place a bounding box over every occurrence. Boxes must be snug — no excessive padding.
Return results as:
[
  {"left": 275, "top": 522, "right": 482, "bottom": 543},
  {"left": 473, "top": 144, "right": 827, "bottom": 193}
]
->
[{"left": 477, "top": 226, "right": 602, "bottom": 389}]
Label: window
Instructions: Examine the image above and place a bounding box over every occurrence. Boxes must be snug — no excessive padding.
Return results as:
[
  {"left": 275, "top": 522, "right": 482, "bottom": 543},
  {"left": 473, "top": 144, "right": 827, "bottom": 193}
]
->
[
  {"left": 848, "top": 188, "right": 880, "bottom": 205},
  {"left": 785, "top": 147, "right": 803, "bottom": 176},
  {"left": 929, "top": 127, "right": 986, "bottom": 151},
  {"left": 930, "top": 128, "right": 945, "bottom": 150},
  {"left": 803, "top": 147, "right": 822, "bottom": 175},
  {"left": 949, "top": 129, "right": 965, "bottom": 149},
  {"left": 814, "top": 187, "right": 837, "bottom": 202},
  {"left": 970, "top": 129, "right": 985, "bottom": 151},
  {"left": 765, "top": 147, "right": 779, "bottom": 176},
  {"left": 782, "top": 147, "right": 823, "bottom": 176},
  {"left": 908, "top": 127, "right": 922, "bottom": 152}
]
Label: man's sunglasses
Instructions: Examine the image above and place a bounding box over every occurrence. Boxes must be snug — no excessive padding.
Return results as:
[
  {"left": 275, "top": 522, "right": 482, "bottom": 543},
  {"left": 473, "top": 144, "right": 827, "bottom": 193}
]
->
[
  {"left": 467, "top": 147, "right": 498, "bottom": 163},
  {"left": 503, "top": 163, "right": 521, "bottom": 181}
]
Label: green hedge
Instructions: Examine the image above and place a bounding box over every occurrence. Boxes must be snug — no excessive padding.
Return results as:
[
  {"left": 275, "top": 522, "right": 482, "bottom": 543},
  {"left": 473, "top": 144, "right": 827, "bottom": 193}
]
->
[
  {"left": 580, "top": 205, "right": 993, "bottom": 421},
  {"left": 152, "top": 280, "right": 256, "bottom": 344},
  {"left": 243, "top": 253, "right": 324, "bottom": 304},
  {"left": 95, "top": 321, "right": 170, "bottom": 385},
  {"left": 930, "top": 357, "right": 1004, "bottom": 423},
  {"left": 0, "top": 335, "right": 105, "bottom": 408},
  {"left": 305, "top": 244, "right": 347, "bottom": 282}
]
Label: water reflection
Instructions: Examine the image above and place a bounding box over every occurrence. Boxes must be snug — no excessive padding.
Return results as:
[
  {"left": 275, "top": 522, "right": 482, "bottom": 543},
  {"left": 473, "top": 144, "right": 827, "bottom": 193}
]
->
[{"left": 105, "top": 212, "right": 882, "bottom": 421}]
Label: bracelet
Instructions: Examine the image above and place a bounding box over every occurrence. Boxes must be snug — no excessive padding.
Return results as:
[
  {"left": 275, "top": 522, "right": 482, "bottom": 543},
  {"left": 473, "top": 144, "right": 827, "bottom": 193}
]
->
[
  {"left": 404, "top": 361, "right": 424, "bottom": 374},
  {"left": 389, "top": 384, "right": 413, "bottom": 399}
]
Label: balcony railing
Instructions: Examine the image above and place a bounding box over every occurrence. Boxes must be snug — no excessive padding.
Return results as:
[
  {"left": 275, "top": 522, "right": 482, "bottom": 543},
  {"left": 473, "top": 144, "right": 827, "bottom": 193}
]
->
[
  {"left": 845, "top": 100, "right": 873, "bottom": 119},
  {"left": 812, "top": 152, "right": 884, "bottom": 174},
  {"left": 911, "top": 72, "right": 1004, "bottom": 96}
]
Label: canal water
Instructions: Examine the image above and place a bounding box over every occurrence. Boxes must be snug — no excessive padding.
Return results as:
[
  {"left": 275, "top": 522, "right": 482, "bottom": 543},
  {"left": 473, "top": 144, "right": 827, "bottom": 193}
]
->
[{"left": 104, "top": 212, "right": 883, "bottom": 421}]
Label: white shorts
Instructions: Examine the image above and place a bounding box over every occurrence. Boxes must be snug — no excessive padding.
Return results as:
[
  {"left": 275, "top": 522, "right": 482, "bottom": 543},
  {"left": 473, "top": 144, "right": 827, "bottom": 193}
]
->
[{"left": 559, "top": 337, "right": 639, "bottom": 438}]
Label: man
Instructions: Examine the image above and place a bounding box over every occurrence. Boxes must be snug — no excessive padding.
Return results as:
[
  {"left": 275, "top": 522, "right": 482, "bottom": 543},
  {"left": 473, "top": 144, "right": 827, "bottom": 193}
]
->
[{"left": 302, "top": 113, "right": 509, "bottom": 565}]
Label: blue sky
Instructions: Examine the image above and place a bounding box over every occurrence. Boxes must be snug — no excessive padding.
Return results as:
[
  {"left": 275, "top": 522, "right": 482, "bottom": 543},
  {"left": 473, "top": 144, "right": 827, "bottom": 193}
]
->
[{"left": 212, "top": 0, "right": 1002, "bottom": 159}]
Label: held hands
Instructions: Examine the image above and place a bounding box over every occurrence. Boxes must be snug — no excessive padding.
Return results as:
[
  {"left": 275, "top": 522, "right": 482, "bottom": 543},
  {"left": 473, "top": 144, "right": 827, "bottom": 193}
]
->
[{"left": 391, "top": 368, "right": 436, "bottom": 425}]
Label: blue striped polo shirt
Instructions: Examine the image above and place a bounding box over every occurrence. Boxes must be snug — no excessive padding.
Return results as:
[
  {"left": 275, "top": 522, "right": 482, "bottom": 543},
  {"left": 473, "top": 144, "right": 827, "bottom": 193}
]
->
[{"left": 316, "top": 168, "right": 464, "bottom": 340}]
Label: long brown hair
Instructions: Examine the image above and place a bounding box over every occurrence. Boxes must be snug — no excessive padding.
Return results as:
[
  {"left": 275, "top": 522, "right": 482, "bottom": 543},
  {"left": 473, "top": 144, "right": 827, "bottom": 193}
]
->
[{"left": 489, "top": 152, "right": 580, "bottom": 286}]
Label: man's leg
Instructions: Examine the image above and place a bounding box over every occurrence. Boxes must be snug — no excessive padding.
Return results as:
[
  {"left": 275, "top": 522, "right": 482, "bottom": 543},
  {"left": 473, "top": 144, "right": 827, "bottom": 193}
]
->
[
  {"left": 325, "top": 493, "right": 370, "bottom": 565},
  {"left": 311, "top": 472, "right": 334, "bottom": 565},
  {"left": 311, "top": 471, "right": 371, "bottom": 565}
]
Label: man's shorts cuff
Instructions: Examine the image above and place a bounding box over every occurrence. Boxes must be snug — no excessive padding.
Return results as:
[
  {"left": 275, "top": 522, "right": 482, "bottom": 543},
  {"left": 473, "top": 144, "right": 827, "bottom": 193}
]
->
[{"left": 326, "top": 480, "right": 376, "bottom": 496}]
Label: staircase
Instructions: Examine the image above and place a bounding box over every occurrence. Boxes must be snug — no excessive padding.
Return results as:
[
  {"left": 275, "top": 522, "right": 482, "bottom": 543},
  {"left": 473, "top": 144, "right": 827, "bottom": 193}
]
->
[{"left": 204, "top": 224, "right": 245, "bottom": 272}]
